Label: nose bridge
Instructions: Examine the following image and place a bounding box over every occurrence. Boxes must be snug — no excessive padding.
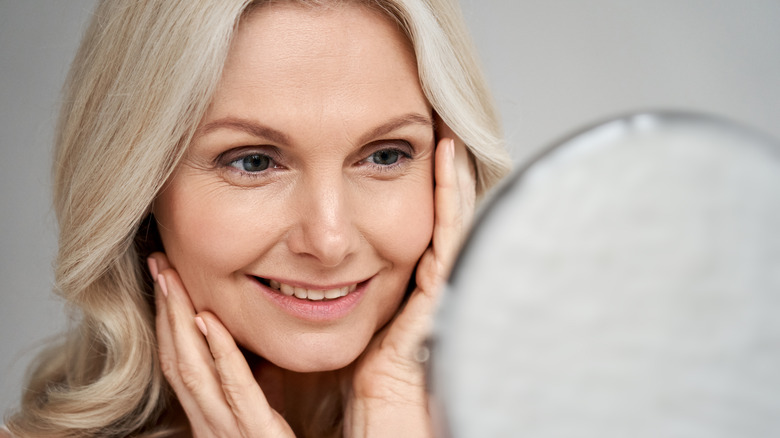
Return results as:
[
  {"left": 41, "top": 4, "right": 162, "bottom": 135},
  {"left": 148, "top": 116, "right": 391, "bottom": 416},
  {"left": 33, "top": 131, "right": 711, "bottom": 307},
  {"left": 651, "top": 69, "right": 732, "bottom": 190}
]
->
[{"left": 289, "top": 170, "right": 358, "bottom": 266}]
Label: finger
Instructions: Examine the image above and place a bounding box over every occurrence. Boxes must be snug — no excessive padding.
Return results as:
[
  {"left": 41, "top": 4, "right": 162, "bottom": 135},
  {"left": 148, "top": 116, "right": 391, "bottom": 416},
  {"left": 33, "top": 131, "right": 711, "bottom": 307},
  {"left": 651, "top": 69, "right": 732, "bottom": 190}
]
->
[
  {"left": 435, "top": 116, "right": 477, "bottom": 234},
  {"left": 150, "top": 260, "right": 209, "bottom": 430},
  {"left": 157, "top": 265, "right": 240, "bottom": 432},
  {"left": 149, "top": 251, "right": 171, "bottom": 276},
  {"left": 423, "top": 137, "right": 465, "bottom": 291},
  {"left": 150, "top": 253, "right": 182, "bottom": 389},
  {"left": 453, "top": 140, "right": 477, "bottom": 229},
  {"left": 151, "top": 256, "right": 178, "bottom": 381},
  {"left": 197, "top": 312, "right": 294, "bottom": 437},
  {"left": 434, "top": 138, "right": 461, "bottom": 258}
]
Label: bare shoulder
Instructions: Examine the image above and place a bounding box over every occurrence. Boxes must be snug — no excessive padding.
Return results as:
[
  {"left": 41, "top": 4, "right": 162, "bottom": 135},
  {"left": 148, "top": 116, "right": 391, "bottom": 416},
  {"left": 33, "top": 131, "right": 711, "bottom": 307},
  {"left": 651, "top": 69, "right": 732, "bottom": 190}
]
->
[{"left": 0, "top": 428, "right": 13, "bottom": 438}]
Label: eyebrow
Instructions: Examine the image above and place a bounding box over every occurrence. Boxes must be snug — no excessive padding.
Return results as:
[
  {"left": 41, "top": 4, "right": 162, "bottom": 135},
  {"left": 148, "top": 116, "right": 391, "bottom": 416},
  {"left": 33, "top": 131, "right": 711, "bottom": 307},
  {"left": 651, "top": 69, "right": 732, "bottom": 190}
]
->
[
  {"left": 196, "top": 118, "right": 290, "bottom": 144},
  {"left": 195, "top": 112, "right": 434, "bottom": 146},
  {"left": 357, "top": 113, "right": 434, "bottom": 145}
]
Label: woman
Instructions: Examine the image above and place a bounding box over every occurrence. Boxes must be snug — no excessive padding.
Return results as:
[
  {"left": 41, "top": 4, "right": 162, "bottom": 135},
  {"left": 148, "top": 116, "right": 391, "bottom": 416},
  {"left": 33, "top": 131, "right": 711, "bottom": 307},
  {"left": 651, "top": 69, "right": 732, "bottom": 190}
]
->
[{"left": 5, "top": 0, "right": 511, "bottom": 436}]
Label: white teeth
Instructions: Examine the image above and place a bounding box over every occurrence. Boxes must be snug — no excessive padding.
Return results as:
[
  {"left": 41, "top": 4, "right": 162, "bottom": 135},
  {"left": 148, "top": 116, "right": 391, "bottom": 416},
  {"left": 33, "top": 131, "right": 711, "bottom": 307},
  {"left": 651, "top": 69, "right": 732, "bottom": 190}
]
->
[
  {"left": 293, "top": 287, "right": 307, "bottom": 299},
  {"left": 265, "top": 279, "right": 359, "bottom": 301},
  {"left": 280, "top": 283, "right": 295, "bottom": 296},
  {"left": 324, "top": 288, "right": 343, "bottom": 299},
  {"left": 307, "top": 289, "right": 325, "bottom": 300}
]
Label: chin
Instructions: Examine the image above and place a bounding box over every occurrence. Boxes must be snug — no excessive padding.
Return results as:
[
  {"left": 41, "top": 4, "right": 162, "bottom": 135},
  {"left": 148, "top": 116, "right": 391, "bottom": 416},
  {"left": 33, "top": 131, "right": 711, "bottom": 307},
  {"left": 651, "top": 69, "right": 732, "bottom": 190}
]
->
[
  {"left": 265, "top": 346, "right": 364, "bottom": 373},
  {"left": 274, "top": 354, "right": 356, "bottom": 373},
  {"left": 245, "top": 331, "right": 375, "bottom": 373}
]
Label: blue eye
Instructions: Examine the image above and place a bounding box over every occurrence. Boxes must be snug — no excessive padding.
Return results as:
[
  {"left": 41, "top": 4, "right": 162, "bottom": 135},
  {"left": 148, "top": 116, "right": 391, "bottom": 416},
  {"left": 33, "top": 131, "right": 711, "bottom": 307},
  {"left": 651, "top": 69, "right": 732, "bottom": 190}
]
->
[
  {"left": 229, "top": 154, "right": 272, "bottom": 172},
  {"left": 367, "top": 149, "right": 403, "bottom": 166}
]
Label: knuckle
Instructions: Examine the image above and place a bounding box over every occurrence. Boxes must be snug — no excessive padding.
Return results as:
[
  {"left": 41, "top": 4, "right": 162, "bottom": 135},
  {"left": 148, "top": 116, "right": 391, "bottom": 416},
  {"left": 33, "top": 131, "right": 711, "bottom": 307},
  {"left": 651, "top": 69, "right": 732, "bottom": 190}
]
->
[
  {"left": 210, "top": 342, "right": 242, "bottom": 363},
  {"left": 220, "top": 383, "right": 258, "bottom": 420},
  {"left": 221, "top": 379, "right": 250, "bottom": 402},
  {"left": 158, "top": 356, "right": 179, "bottom": 382},
  {"left": 166, "top": 310, "right": 184, "bottom": 333},
  {"left": 177, "top": 361, "right": 203, "bottom": 391}
]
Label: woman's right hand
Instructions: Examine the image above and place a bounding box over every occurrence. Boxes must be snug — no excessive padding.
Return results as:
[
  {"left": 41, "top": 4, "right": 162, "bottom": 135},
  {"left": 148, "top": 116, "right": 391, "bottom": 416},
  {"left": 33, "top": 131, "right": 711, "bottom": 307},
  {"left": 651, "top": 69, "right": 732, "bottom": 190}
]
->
[{"left": 149, "top": 252, "right": 295, "bottom": 438}]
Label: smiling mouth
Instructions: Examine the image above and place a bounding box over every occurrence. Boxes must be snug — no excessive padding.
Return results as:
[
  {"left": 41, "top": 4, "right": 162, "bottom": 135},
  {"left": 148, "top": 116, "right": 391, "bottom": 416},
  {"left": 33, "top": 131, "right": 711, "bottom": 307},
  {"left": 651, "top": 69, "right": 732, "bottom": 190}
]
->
[{"left": 255, "top": 277, "right": 359, "bottom": 301}]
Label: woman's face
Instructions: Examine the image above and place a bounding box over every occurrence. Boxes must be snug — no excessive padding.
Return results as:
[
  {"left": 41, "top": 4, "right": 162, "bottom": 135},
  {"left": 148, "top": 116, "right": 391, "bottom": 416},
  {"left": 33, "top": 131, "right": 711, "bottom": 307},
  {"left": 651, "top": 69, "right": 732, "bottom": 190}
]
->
[{"left": 155, "top": 3, "right": 435, "bottom": 372}]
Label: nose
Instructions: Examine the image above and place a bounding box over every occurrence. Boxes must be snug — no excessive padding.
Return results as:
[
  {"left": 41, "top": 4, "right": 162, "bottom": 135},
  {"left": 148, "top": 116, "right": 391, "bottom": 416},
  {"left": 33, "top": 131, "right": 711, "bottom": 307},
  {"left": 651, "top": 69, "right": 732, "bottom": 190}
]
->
[{"left": 286, "top": 174, "right": 360, "bottom": 267}]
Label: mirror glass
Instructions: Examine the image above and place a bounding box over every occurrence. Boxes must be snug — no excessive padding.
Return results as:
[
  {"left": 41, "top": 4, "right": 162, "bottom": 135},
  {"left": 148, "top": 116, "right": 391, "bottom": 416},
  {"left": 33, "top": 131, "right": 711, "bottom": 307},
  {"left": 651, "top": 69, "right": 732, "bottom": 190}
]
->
[{"left": 432, "top": 112, "right": 780, "bottom": 438}]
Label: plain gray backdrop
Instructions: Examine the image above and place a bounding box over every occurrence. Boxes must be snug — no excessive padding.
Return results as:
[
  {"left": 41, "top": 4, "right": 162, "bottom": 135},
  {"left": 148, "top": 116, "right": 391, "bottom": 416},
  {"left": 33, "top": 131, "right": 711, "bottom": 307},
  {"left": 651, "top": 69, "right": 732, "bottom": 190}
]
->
[{"left": 2, "top": 0, "right": 779, "bottom": 418}]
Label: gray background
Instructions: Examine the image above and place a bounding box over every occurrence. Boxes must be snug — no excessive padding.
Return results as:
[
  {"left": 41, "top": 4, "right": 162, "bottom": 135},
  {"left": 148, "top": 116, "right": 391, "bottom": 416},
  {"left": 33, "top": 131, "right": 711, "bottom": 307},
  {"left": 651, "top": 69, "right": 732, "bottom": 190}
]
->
[{"left": 2, "top": 0, "right": 779, "bottom": 417}]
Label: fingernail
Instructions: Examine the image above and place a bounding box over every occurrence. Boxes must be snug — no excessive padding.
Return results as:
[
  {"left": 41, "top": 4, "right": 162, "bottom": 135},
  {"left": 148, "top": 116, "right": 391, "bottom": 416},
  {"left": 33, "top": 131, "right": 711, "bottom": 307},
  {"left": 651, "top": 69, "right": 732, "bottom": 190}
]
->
[
  {"left": 157, "top": 274, "right": 168, "bottom": 298},
  {"left": 147, "top": 257, "right": 158, "bottom": 279},
  {"left": 194, "top": 316, "right": 208, "bottom": 337},
  {"left": 449, "top": 139, "right": 456, "bottom": 159}
]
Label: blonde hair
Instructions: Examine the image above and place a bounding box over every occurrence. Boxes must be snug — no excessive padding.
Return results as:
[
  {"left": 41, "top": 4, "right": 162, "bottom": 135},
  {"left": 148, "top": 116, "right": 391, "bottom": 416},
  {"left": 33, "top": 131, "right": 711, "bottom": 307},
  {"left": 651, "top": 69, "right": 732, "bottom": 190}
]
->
[{"left": 6, "top": 0, "right": 510, "bottom": 436}]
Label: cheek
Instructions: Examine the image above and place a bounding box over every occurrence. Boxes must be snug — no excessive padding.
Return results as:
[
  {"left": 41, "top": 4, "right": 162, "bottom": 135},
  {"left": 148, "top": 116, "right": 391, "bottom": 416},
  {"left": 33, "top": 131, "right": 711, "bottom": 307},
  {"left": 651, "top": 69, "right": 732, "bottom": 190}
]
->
[
  {"left": 154, "top": 178, "right": 282, "bottom": 293},
  {"left": 362, "top": 175, "right": 435, "bottom": 270}
]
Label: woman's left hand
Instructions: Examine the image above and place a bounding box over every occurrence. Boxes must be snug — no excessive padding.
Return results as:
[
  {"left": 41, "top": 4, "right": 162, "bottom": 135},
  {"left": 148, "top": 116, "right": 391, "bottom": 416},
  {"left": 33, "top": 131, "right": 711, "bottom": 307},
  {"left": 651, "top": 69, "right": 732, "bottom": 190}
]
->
[{"left": 345, "top": 124, "right": 476, "bottom": 437}]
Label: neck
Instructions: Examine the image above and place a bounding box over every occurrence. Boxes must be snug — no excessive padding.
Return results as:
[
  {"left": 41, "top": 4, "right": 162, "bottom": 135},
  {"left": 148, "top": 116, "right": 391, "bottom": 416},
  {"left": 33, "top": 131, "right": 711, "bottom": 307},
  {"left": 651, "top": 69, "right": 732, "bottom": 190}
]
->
[{"left": 249, "top": 353, "right": 348, "bottom": 437}]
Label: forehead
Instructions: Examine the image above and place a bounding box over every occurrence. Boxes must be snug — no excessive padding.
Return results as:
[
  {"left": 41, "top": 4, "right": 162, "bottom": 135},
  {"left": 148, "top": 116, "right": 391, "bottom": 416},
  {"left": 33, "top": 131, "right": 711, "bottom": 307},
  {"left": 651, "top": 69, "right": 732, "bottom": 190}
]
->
[
  {"left": 203, "top": 2, "right": 430, "bottom": 137},
  {"left": 234, "top": 1, "right": 413, "bottom": 64}
]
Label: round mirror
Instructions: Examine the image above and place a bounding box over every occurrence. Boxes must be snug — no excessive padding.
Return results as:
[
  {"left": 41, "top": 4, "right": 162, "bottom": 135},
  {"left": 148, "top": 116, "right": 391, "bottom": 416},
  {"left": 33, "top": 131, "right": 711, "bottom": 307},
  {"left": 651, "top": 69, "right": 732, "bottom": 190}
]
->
[{"left": 432, "top": 111, "right": 780, "bottom": 438}]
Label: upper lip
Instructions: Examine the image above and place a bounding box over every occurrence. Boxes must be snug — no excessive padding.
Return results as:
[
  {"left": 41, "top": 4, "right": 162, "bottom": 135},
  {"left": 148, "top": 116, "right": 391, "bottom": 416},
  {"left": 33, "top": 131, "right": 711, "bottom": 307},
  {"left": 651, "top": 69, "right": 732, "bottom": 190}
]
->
[{"left": 250, "top": 274, "right": 371, "bottom": 291}]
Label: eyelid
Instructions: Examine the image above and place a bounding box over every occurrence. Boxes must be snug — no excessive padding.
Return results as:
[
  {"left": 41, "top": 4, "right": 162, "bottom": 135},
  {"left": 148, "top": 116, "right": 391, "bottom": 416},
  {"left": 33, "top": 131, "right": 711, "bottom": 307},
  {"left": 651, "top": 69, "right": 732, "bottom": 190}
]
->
[{"left": 361, "top": 139, "right": 415, "bottom": 157}]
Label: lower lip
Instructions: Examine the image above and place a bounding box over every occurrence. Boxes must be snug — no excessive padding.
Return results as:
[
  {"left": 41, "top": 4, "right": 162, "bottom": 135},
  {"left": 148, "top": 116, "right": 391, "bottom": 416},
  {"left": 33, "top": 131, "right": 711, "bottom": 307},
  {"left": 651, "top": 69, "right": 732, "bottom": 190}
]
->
[{"left": 252, "top": 277, "right": 370, "bottom": 322}]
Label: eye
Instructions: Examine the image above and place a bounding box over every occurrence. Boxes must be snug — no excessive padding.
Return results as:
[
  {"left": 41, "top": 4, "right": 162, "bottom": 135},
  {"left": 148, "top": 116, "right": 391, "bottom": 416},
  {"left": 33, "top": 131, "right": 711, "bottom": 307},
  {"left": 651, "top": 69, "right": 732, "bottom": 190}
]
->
[
  {"left": 228, "top": 153, "right": 273, "bottom": 172},
  {"left": 367, "top": 149, "right": 402, "bottom": 166}
]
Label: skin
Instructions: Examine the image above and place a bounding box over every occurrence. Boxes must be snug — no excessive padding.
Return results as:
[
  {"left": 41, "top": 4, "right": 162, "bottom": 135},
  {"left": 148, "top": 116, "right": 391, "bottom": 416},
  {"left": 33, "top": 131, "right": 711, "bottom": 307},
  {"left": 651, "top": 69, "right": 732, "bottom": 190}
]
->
[{"left": 149, "top": 3, "right": 476, "bottom": 436}]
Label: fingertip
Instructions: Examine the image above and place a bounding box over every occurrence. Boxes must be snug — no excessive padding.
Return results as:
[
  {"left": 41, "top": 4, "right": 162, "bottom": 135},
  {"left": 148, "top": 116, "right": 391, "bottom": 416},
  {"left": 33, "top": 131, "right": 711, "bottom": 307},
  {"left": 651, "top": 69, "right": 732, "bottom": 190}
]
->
[
  {"left": 194, "top": 316, "right": 208, "bottom": 337},
  {"left": 149, "top": 251, "right": 171, "bottom": 272},
  {"left": 435, "top": 139, "right": 457, "bottom": 190},
  {"left": 436, "top": 137, "right": 454, "bottom": 157},
  {"left": 147, "top": 257, "right": 159, "bottom": 279},
  {"left": 157, "top": 274, "right": 168, "bottom": 297},
  {"left": 196, "top": 312, "right": 226, "bottom": 341},
  {"left": 197, "top": 312, "right": 239, "bottom": 361}
]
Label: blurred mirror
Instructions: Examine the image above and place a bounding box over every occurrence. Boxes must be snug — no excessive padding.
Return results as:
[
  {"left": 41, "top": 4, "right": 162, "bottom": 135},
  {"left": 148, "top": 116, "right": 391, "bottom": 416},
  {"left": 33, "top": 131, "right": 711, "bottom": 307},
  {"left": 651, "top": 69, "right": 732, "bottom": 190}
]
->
[{"left": 431, "top": 111, "right": 780, "bottom": 438}]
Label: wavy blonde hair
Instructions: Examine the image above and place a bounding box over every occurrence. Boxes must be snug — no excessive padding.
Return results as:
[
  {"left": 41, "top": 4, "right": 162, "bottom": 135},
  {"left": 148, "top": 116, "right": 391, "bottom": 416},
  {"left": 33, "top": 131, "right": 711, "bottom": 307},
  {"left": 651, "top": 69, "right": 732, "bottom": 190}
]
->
[{"left": 6, "top": 0, "right": 511, "bottom": 436}]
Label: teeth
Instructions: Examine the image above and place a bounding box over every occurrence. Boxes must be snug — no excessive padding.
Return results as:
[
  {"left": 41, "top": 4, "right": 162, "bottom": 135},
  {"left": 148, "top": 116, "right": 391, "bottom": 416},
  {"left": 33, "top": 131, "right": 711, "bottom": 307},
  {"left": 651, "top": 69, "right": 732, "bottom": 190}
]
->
[
  {"left": 280, "top": 283, "right": 294, "bottom": 296},
  {"left": 324, "top": 288, "right": 342, "bottom": 299},
  {"left": 307, "top": 289, "right": 325, "bottom": 300},
  {"left": 265, "top": 279, "right": 359, "bottom": 301}
]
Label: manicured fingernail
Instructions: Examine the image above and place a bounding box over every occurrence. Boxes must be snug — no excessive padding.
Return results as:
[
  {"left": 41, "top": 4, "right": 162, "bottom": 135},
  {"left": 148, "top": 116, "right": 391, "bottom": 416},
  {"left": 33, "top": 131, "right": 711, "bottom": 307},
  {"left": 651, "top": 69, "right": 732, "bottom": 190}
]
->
[
  {"left": 157, "top": 274, "right": 168, "bottom": 297},
  {"left": 147, "top": 257, "right": 158, "bottom": 279},
  {"left": 449, "top": 139, "right": 456, "bottom": 159},
  {"left": 194, "top": 316, "right": 208, "bottom": 337}
]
